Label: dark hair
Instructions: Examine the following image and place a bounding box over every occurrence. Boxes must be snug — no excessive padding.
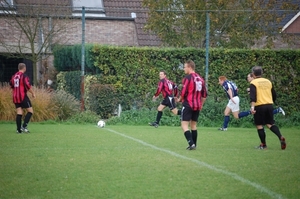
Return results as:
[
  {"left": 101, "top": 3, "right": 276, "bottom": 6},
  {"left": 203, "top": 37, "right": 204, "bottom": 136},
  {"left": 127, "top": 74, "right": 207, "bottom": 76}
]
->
[
  {"left": 252, "top": 66, "right": 263, "bottom": 77},
  {"left": 160, "top": 70, "right": 167, "bottom": 76},
  {"left": 185, "top": 60, "right": 195, "bottom": 70}
]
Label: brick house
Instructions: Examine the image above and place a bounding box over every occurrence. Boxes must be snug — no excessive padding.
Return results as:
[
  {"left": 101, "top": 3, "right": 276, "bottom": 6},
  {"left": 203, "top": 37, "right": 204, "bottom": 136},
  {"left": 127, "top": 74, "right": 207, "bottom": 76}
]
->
[
  {"left": 0, "top": 0, "right": 160, "bottom": 84},
  {"left": 0, "top": 0, "right": 299, "bottom": 84}
]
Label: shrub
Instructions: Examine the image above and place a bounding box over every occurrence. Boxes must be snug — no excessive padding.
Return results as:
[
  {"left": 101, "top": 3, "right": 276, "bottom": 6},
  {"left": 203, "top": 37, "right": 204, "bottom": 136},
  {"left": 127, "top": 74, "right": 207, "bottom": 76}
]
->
[
  {"left": 0, "top": 83, "right": 58, "bottom": 122},
  {"left": 88, "top": 84, "right": 118, "bottom": 119},
  {"left": 51, "top": 90, "right": 81, "bottom": 121},
  {"left": 67, "top": 110, "right": 100, "bottom": 124}
]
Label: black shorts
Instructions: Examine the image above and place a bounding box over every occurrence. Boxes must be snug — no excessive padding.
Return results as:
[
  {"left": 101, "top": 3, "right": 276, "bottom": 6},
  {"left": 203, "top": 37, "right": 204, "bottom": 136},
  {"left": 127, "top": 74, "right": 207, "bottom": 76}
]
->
[
  {"left": 253, "top": 104, "right": 274, "bottom": 125},
  {"left": 161, "top": 96, "right": 176, "bottom": 110},
  {"left": 181, "top": 106, "right": 200, "bottom": 122},
  {"left": 15, "top": 95, "right": 32, "bottom": 109}
]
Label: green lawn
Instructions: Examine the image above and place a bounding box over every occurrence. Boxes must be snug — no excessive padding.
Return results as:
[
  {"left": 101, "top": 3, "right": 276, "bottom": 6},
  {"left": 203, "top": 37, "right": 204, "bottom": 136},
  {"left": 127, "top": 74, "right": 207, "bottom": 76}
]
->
[{"left": 0, "top": 123, "right": 299, "bottom": 199}]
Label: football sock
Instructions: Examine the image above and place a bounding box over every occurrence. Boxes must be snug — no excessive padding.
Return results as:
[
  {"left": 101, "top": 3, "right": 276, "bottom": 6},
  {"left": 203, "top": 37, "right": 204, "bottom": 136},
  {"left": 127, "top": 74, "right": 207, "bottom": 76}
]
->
[
  {"left": 16, "top": 114, "right": 22, "bottom": 131},
  {"left": 270, "top": 125, "right": 282, "bottom": 139},
  {"left": 273, "top": 108, "right": 279, "bottom": 114},
  {"left": 238, "top": 111, "right": 251, "bottom": 118},
  {"left": 23, "top": 112, "right": 33, "bottom": 128},
  {"left": 191, "top": 130, "right": 197, "bottom": 146},
  {"left": 177, "top": 110, "right": 181, "bottom": 115},
  {"left": 223, "top": 116, "right": 230, "bottom": 128},
  {"left": 184, "top": 130, "right": 194, "bottom": 146},
  {"left": 257, "top": 128, "right": 266, "bottom": 145},
  {"left": 155, "top": 111, "right": 162, "bottom": 124}
]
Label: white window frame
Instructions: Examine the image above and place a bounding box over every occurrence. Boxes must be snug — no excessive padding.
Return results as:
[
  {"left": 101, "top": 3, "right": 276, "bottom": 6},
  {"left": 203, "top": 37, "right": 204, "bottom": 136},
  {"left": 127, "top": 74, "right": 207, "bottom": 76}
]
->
[{"left": 72, "top": 0, "right": 105, "bottom": 18}]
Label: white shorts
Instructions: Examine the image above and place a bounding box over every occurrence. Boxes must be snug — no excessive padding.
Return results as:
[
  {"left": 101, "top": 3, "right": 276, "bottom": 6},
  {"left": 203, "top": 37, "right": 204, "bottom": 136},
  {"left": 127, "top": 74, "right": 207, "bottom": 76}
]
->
[{"left": 227, "top": 96, "right": 240, "bottom": 112}]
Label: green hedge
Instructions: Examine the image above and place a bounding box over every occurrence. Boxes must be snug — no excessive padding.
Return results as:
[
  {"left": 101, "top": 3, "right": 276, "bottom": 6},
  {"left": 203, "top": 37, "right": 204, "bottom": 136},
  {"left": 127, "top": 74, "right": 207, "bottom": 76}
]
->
[{"left": 54, "top": 45, "right": 300, "bottom": 117}]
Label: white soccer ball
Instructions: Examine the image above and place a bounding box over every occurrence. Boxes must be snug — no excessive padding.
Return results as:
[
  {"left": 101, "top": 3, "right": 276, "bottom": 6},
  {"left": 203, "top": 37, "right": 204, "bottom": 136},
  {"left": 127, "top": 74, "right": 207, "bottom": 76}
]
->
[{"left": 97, "top": 120, "right": 105, "bottom": 128}]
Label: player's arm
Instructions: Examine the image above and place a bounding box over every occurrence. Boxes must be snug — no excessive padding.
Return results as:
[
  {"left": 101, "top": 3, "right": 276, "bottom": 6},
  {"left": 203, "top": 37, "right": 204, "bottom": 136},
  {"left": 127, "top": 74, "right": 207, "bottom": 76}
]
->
[
  {"left": 227, "top": 88, "right": 235, "bottom": 104},
  {"left": 201, "top": 83, "right": 208, "bottom": 106},
  {"left": 271, "top": 85, "right": 277, "bottom": 103},
  {"left": 153, "top": 81, "right": 163, "bottom": 100},
  {"left": 24, "top": 76, "right": 35, "bottom": 98},
  {"left": 179, "top": 78, "right": 188, "bottom": 102},
  {"left": 249, "top": 84, "right": 256, "bottom": 113}
]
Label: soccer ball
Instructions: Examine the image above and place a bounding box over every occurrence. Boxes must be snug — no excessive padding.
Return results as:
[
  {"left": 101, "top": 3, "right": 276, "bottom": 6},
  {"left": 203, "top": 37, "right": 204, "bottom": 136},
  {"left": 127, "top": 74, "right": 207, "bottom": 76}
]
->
[{"left": 97, "top": 120, "right": 105, "bottom": 128}]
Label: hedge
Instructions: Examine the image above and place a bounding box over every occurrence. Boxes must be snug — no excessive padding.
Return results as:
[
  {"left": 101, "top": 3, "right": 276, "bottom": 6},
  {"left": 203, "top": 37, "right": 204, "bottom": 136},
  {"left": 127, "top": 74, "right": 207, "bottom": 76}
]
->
[{"left": 54, "top": 45, "right": 300, "bottom": 116}]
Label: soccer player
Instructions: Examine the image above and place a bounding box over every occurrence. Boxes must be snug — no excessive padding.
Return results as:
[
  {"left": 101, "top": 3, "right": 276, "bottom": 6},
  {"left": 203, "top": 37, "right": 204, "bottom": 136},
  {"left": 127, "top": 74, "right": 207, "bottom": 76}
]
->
[
  {"left": 177, "top": 60, "right": 207, "bottom": 150},
  {"left": 247, "top": 73, "right": 285, "bottom": 115},
  {"left": 10, "top": 63, "right": 35, "bottom": 133},
  {"left": 218, "top": 76, "right": 251, "bottom": 131},
  {"left": 149, "top": 70, "right": 180, "bottom": 127},
  {"left": 249, "top": 66, "right": 286, "bottom": 150}
]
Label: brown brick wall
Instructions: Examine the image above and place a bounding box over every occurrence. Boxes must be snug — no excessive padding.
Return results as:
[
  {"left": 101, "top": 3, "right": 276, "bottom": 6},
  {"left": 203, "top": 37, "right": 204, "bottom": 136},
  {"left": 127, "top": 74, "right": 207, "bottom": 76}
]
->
[{"left": 0, "top": 16, "right": 138, "bottom": 50}]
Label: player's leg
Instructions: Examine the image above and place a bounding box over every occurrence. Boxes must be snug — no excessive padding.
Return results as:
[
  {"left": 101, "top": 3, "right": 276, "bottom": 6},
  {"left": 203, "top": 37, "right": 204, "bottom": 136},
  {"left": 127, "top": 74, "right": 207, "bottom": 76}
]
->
[
  {"left": 273, "top": 107, "right": 285, "bottom": 116},
  {"left": 149, "top": 100, "right": 166, "bottom": 127},
  {"left": 219, "top": 106, "right": 231, "bottom": 131},
  {"left": 265, "top": 105, "right": 286, "bottom": 150},
  {"left": 181, "top": 106, "right": 195, "bottom": 150},
  {"left": 22, "top": 96, "right": 33, "bottom": 133},
  {"left": 190, "top": 111, "right": 200, "bottom": 147},
  {"left": 15, "top": 105, "right": 23, "bottom": 133},
  {"left": 169, "top": 97, "right": 181, "bottom": 116},
  {"left": 253, "top": 106, "right": 267, "bottom": 149}
]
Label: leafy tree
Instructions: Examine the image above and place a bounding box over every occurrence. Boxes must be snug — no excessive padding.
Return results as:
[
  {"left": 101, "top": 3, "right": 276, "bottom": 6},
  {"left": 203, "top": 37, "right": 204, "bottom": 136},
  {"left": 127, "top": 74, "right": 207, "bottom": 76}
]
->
[
  {"left": 143, "top": 0, "right": 298, "bottom": 48},
  {"left": 0, "top": 0, "right": 72, "bottom": 85}
]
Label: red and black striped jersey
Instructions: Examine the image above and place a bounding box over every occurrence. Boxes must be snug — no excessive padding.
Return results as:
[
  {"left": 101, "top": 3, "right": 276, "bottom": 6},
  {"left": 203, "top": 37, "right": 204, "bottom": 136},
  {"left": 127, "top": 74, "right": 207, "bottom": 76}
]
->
[
  {"left": 10, "top": 71, "right": 31, "bottom": 103},
  {"left": 154, "top": 78, "right": 178, "bottom": 98},
  {"left": 181, "top": 73, "right": 207, "bottom": 110}
]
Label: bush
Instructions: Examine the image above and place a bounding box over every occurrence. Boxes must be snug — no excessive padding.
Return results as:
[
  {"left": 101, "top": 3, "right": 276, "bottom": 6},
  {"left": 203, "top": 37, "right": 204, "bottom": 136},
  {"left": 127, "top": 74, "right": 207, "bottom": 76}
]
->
[
  {"left": 51, "top": 90, "right": 81, "bottom": 121},
  {"left": 67, "top": 110, "right": 100, "bottom": 124},
  {"left": 88, "top": 84, "right": 118, "bottom": 119}
]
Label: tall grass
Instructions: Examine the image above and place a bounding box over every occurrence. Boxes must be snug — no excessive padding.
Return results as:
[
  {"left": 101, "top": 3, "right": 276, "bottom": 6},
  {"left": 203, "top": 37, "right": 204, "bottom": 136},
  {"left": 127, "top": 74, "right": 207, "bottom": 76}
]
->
[
  {"left": 0, "top": 84, "right": 80, "bottom": 122},
  {"left": 0, "top": 83, "right": 15, "bottom": 120}
]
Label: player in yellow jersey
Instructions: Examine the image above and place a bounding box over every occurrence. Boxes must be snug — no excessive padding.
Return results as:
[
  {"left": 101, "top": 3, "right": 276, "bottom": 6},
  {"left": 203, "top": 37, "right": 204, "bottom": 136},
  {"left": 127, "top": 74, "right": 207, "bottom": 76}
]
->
[{"left": 249, "top": 66, "right": 286, "bottom": 150}]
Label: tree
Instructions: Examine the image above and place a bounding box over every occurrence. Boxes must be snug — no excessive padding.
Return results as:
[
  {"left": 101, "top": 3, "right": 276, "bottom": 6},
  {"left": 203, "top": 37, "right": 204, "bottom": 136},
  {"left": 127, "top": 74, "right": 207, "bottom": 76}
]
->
[
  {"left": 143, "top": 0, "right": 298, "bottom": 48},
  {"left": 0, "top": 0, "right": 72, "bottom": 85}
]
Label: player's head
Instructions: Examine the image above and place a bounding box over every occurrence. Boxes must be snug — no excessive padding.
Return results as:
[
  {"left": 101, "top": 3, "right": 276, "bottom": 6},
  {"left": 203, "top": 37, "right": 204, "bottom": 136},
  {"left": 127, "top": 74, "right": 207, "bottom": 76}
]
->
[
  {"left": 184, "top": 60, "right": 195, "bottom": 74},
  {"left": 218, "top": 76, "right": 227, "bottom": 85},
  {"left": 252, "top": 66, "right": 263, "bottom": 77},
  {"left": 159, "top": 71, "right": 166, "bottom": 79},
  {"left": 247, "top": 73, "right": 254, "bottom": 82},
  {"left": 18, "top": 63, "right": 26, "bottom": 72}
]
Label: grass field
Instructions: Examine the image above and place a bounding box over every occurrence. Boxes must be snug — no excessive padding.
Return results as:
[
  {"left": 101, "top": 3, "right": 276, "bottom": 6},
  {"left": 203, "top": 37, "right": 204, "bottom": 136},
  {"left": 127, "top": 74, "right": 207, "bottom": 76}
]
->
[{"left": 0, "top": 123, "right": 299, "bottom": 199}]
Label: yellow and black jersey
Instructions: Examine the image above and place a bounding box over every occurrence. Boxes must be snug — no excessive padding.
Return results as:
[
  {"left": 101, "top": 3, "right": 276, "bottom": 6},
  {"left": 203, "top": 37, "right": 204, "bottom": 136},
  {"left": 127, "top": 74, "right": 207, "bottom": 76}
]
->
[{"left": 250, "top": 77, "right": 276, "bottom": 106}]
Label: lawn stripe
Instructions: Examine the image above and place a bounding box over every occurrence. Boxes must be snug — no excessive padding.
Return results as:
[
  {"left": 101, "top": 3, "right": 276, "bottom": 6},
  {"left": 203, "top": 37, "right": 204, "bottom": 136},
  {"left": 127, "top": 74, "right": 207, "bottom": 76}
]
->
[{"left": 105, "top": 128, "right": 285, "bottom": 199}]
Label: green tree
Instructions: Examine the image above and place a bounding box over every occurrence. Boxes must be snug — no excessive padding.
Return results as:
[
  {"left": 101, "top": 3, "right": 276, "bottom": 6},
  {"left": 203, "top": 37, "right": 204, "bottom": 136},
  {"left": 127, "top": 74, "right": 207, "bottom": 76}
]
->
[{"left": 143, "top": 0, "right": 298, "bottom": 48}]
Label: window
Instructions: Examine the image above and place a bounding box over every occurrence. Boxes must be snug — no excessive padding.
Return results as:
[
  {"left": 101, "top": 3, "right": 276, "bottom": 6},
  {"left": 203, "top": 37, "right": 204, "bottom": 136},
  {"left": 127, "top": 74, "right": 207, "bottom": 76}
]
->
[
  {"left": 72, "top": 0, "right": 105, "bottom": 17},
  {"left": 0, "top": 0, "right": 16, "bottom": 14}
]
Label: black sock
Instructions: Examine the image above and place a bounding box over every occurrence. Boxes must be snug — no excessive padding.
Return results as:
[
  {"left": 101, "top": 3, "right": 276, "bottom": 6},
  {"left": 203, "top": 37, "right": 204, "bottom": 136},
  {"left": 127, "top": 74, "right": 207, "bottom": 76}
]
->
[
  {"left": 191, "top": 130, "right": 197, "bottom": 146},
  {"left": 23, "top": 112, "right": 33, "bottom": 128},
  {"left": 184, "top": 130, "right": 194, "bottom": 146},
  {"left": 16, "top": 114, "right": 22, "bottom": 131},
  {"left": 155, "top": 111, "right": 162, "bottom": 124},
  {"left": 257, "top": 129, "right": 266, "bottom": 145},
  {"left": 177, "top": 110, "right": 181, "bottom": 115},
  {"left": 270, "top": 125, "right": 282, "bottom": 139}
]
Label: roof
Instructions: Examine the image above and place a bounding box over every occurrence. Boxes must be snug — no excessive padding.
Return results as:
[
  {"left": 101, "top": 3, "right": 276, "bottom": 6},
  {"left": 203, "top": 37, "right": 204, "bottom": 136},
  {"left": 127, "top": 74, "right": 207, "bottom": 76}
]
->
[
  {"left": 276, "top": 0, "right": 300, "bottom": 32},
  {"left": 103, "top": 0, "right": 161, "bottom": 46}
]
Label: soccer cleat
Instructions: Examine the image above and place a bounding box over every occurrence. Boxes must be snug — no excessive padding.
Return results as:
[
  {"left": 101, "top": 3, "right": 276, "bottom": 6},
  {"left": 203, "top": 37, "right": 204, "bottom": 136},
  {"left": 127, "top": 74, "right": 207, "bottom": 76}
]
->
[
  {"left": 186, "top": 144, "right": 196, "bottom": 150},
  {"left": 256, "top": 144, "right": 267, "bottom": 150},
  {"left": 149, "top": 122, "right": 158, "bottom": 128},
  {"left": 218, "top": 127, "right": 227, "bottom": 131},
  {"left": 278, "top": 107, "right": 285, "bottom": 116},
  {"left": 21, "top": 126, "right": 30, "bottom": 133},
  {"left": 16, "top": 130, "right": 22, "bottom": 134},
  {"left": 280, "top": 136, "right": 286, "bottom": 150}
]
